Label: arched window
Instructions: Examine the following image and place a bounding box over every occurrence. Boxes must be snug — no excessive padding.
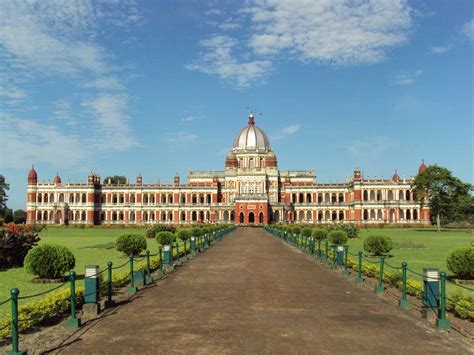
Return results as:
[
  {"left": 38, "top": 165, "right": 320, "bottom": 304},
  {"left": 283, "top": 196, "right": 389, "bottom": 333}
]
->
[
  {"left": 299, "top": 211, "right": 305, "bottom": 220},
  {"left": 50, "top": 193, "right": 55, "bottom": 203},
  {"left": 259, "top": 212, "right": 264, "bottom": 224},
  {"left": 199, "top": 211, "right": 204, "bottom": 221},
  {"left": 318, "top": 211, "right": 323, "bottom": 221},
  {"left": 307, "top": 211, "right": 312, "bottom": 220},
  {"left": 406, "top": 210, "right": 411, "bottom": 220},
  {"left": 37, "top": 211, "right": 42, "bottom": 220},
  {"left": 370, "top": 210, "right": 376, "bottom": 219},
  {"left": 363, "top": 191, "right": 368, "bottom": 201},
  {"left": 377, "top": 210, "right": 383, "bottom": 220},
  {"left": 112, "top": 211, "right": 117, "bottom": 221},
  {"left": 339, "top": 210, "right": 344, "bottom": 220},
  {"left": 306, "top": 193, "right": 312, "bottom": 203},
  {"left": 388, "top": 190, "right": 394, "bottom": 200},
  {"left": 119, "top": 211, "right": 124, "bottom": 220},
  {"left": 413, "top": 209, "right": 418, "bottom": 220},
  {"left": 75, "top": 211, "right": 79, "bottom": 221},
  {"left": 192, "top": 211, "right": 197, "bottom": 221},
  {"left": 406, "top": 190, "right": 411, "bottom": 201},
  {"left": 130, "top": 194, "right": 135, "bottom": 204},
  {"left": 112, "top": 194, "right": 117, "bottom": 204},
  {"left": 181, "top": 212, "right": 186, "bottom": 221},
  {"left": 161, "top": 212, "right": 166, "bottom": 221},
  {"left": 249, "top": 158, "right": 254, "bottom": 169},
  {"left": 239, "top": 212, "right": 244, "bottom": 223},
  {"left": 376, "top": 190, "right": 382, "bottom": 201},
  {"left": 331, "top": 193, "right": 337, "bottom": 203},
  {"left": 199, "top": 194, "right": 204, "bottom": 204},
  {"left": 38, "top": 194, "right": 43, "bottom": 203},
  {"left": 75, "top": 193, "right": 80, "bottom": 203},
  {"left": 143, "top": 212, "right": 148, "bottom": 222},
  {"left": 399, "top": 190, "right": 404, "bottom": 200},
  {"left": 181, "top": 194, "right": 186, "bottom": 204},
  {"left": 324, "top": 193, "right": 330, "bottom": 202},
  {"left": 317, "top": 193, "right": 323, "bottom": 203},
  {"left": 231, "top": 211, "right": 235, "bottom": 221},
  {"left": 223, "top": 211, "right": 229, "bottom": 221},
  {"left": 150, "top": 194, "right": 155, "bottom": 204},
  {"left": 144, "top": 194, "right": 149, "bottom": 204},
  {"left": 150, "top": 212, "right": 155, "bottom": 221},
  {"left": 292, "top": 193, "right": 297, "bottom": 203},
  {"left": 338, "top": 193, "right": 344, "bottom": 203},
  {"left": 331, "top": 211, "right": 337, "bottom": 221},
  {"left": 168, "top": 212, "right": 173, "bottom": 221},
  {"left": 363, "top": 210, "right": 368, "bottom": 221},
  {"left": 192, "top": 194, "right": 197, "bottom": 204},
  {"left": 119, "top": 194, "right": 124, "bottom": 204},
  {"left": 44, "top": 194, "right": 48, "bottom": 203},
  {"left": 82, "top": 194, "right": 86, "bottom": 203},
  {"left": 59, "top": 193, "right": 64, "bottom": 203},
  {"left": 130, "top": 211, "right": 135, "bottom": 221},
  {"left": 81, "top": 211, "right": 86, "bottom": 221},
  {"left": 369, "top": 191, "right": 375, "bottom": 201},
  {"left": 325, "top": 210, "right": 330, "bottom": 220},
  {"left": 273, "top": 210, "right": 279, "bottom": 222},
  {"left": 168, "top": 194, "right": 173, "bottom": 204},
  {"left": 299, "top": 193, "right": 304, "bottom": 203},
  {"left": 100, "top": 194, "right": 105, "bottom": 204},
  {"left": 207, "top": 194, "right": 211, "bottom": 204}
]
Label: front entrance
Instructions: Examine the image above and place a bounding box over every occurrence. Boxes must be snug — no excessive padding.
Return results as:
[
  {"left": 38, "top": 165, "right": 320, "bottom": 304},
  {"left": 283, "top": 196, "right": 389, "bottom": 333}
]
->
[{"left": 248, "top": 212, "right": 255, "bottom": 223}]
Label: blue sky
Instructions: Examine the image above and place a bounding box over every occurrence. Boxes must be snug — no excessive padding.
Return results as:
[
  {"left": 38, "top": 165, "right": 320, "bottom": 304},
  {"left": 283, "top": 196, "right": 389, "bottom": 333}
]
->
[{"left": 0, "top": 0, "right": 472, "bottom": 210}]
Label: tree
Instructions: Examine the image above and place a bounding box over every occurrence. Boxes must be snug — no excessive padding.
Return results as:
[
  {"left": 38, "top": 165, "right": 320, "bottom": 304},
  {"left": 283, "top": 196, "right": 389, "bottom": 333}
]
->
[
  {"left": 104, "top": 175, "right": 127, "bottom": 184},
  {"left": 412, "top": 165, "right": 471, "bottom": 232},
  {"left": 13, "top": 209, "right": 26, "bottom": 224},
  {"left": 3, "top": 209, "right": 13, "bottom": 224},
  {"left": 0, "top": 175, "right": 9, "bottom": 214}
]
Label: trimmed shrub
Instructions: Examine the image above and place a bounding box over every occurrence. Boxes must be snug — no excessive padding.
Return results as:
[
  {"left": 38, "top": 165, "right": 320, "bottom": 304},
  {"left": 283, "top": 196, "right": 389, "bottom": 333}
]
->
[
  {"left": 115, "top": 234, "right": 147, "bottom": 256},
  {"left": 292, "top": 226, "right": 302, "bottom": 235},
  {"left": 24, "top": 244, "right": 75, "bottom": 279},
  {"left": 301, "top": 227, "right": 312, "bottom": 238},
  {"left": 447, "top": 248, "right": 474, "bottom": 279},
  {"left": 191, "top": 227, "right": 203, "bottom": 237},
  {"left": 156, "top": 231, "right": 176, "bottom": 246},
  {"left": 146, "top": 226, "right": 156, "bottom": 239},
  {"left": 328, "top": 230, "right": 348, "bottom": 245},
  {"left": 176, "top": 228, "right": 190, "bottom": 241},
  {"left": 312, "top": 228, "right": 328, "bottom": 241},
  {"left": 327, "top": 223, "right": 359, "bottom": 239},
  {"left": 363, "top": 235, "right": 393, "bottom": 256}
]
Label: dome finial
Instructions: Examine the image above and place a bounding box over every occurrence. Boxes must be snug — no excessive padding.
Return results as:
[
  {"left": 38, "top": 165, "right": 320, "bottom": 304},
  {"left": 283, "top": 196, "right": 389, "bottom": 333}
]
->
[{"left": 248, "top": 113, "right": 255, "bottom": 125}]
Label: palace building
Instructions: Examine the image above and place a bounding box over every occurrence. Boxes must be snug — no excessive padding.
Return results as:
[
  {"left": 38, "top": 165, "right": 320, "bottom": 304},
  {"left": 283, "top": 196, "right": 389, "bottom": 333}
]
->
[{"left": 26, "top": 115, "right": 430, "bottom": 226}]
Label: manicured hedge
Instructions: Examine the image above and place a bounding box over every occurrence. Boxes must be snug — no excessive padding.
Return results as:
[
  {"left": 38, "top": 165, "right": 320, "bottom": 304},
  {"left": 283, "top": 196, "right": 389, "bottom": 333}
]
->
[{"left": 24, "top": 244, "right": 75, "bottom": 279}]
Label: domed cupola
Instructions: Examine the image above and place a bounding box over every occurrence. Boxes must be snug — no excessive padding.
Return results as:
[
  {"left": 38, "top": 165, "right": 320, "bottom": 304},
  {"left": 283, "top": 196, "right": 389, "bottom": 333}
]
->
[
  {"left": 418, "top": 160, "right": 427, "bottom": 174},
  {"left": 54, "top": 173, "right": 62, "bottom": 184},
  {"left": 225, "top": 151, "right": 238, "bottom": 168},
  {"left": 233, "top": 114, "right": 270, "bottom": 150},
  {"left": 28, "top": 165, "right": 38, "bottom": 185},
  {"left": 392, "top": 170, "right": 400, "bottom": 182}
]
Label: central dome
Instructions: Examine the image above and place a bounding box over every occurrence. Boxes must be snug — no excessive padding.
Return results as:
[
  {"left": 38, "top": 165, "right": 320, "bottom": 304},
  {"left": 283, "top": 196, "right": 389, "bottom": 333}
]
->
[{"left": 233, "top": 114, "right": 270, "bottom": 150}]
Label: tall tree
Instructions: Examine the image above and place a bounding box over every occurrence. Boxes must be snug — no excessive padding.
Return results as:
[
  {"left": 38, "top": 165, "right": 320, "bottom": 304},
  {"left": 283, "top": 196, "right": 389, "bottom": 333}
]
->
[
  {"left": 13, "top": 209, "right": 27, "bottom": 224},
  {"left": 103, "top": 175, "right": 127, "bottom": 184},
  {"left": 412, "top": 165, "right": 471, "bottom": 232},
  {"left": 0, "top": 175, "right": 9, "bottom": 214}
]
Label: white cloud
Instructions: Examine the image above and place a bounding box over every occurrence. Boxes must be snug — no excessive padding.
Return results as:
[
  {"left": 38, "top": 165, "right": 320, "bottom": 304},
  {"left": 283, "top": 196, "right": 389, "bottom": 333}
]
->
[
  {"left": 205, "top": 9, "right": 222, "bottom": 16},
  {"left": 430, "top": 45, "right": 453, "bottom": 54},
  {"left": 185, "top": 35, "right": 273, "bottom": 88},
  {"left": 189, "top": 0, "right": 413, "bottom": 87},
  {"left": 462, "top": 19, "right": 474, "bottom": 43},
  {"left": 164, "top": 131, "right": 198, "bottom": 144},
  {"left": 391, "top": 69, "right": 423, "bottom": 86},
  {"left": 246, "top": 0, "right": 412, "bottom": 64},
  {"left": 0, "top": 113, "right": 89, "bottom": 169},
  {"left": 0, "top": 0, "right": 142, "bottom": 169},
  {"left": 345, "top": 136, "right": 398, "bottom": 159},
  {"left": 81, "top": 94, "right": 138, "bottom": 151},
  {"left": 271, "top": 124, "right": 301, "bottom": 140},
  {"left": 181, "top": 115, "right": 201, "bottom": 123}
]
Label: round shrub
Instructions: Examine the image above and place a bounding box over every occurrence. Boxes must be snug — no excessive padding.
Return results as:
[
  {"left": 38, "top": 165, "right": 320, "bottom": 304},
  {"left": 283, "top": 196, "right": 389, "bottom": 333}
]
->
[
  {"left": 25, "top": 244, "right": 75, "bottom": 279},
  {"left": 115, "top": 234, "right": 147, "bottom": 256},
  {"left": 201, "top": 227, "right": 211, "bottom": 235},
  {"left": 146, "top": 226, "right": 156, "bottom": 239},
  {"left": 328, "top": 230, "right": 348, "bottom": 245},
  {"left": 176, "top": 229, "right": 190, "bottom": 241},
  {"left": 363, "top": 235, "right": 394, "bottom": 256},
  {"left": 301, "top": 227, "right": 312, "bottom": 238},
  {"left": 191, "top": 227, "right": 203, "bottom": 237},
  {"left": 156, "top": 231, "right": 176, "bottom": 246},
  {"left": 312, "top": 228, "right": 328, "bottom": 241},
  {"left": 447, "top": 248, "right": 474, "bottom": 279},
  {"left": 292, "top": 226, "right": 302, "bottom": 235}
]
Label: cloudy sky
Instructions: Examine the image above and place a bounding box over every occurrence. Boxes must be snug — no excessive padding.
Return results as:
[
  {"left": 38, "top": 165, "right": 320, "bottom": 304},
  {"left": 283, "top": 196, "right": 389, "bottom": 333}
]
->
[{"left": 0, "top": 0, "right": 472, "bottom": 210}]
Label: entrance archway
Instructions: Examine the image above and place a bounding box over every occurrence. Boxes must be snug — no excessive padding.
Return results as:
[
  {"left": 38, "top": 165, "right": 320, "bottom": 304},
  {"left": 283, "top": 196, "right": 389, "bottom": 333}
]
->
[
  {"left": 248, "top": 212, "right": 255, "bottom": 223},
  {"left": 259, "top": 212, "right": 264, "bottom": 224},
  {"left": 239, "top": 212, "right": 244, "bottom": 224}
]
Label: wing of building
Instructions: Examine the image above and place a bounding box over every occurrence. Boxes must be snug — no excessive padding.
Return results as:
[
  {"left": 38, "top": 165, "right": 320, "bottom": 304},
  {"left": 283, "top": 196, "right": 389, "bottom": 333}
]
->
[{"left": 26, "top": 115, "right": 430, "bottom": 226}]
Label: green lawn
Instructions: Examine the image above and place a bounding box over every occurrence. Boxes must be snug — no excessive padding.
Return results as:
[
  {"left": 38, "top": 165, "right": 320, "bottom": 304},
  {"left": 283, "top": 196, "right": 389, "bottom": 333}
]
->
[
  {"left": 0, "top": 226, "right": 472, "bottom": 317},
  {"left": 0, "top": 227, "right": 150, "bottom": 316},
  {"left": 346, "top": 228, "right": 473, "bottom": 279}
]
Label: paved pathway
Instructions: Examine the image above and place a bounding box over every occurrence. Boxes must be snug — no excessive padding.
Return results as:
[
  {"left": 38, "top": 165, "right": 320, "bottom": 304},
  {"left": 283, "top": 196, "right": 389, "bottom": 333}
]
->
[{"left": 57, "top": 228, "right": 469, "bottom": 354}]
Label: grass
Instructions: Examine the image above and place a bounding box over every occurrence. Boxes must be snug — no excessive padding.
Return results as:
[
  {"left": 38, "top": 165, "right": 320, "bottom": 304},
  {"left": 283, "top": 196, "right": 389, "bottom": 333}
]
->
[
  {"left": 0, "top": 226, "right": 472, "bottom": 317},
  {"left": 0, "top": 226, "right": 150, "bottom": 316}
]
